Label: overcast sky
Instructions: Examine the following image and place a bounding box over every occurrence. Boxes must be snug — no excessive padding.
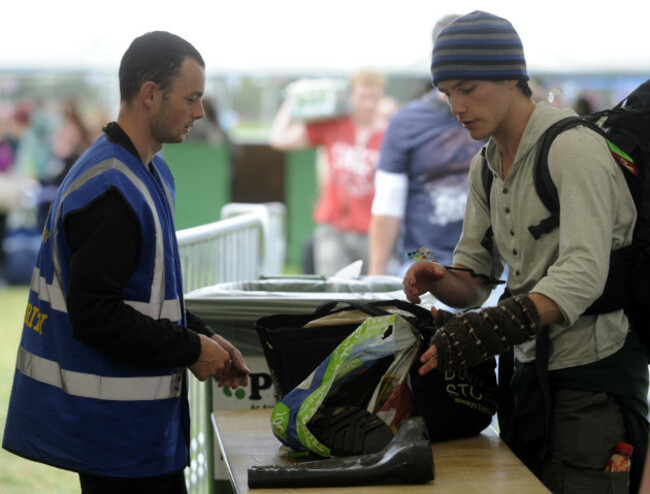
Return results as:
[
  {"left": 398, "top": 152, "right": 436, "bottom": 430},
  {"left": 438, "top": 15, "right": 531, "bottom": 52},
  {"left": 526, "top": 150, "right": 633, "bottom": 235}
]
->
[{"left": 2, "top": 0, "right": 648, "bottom": 75}]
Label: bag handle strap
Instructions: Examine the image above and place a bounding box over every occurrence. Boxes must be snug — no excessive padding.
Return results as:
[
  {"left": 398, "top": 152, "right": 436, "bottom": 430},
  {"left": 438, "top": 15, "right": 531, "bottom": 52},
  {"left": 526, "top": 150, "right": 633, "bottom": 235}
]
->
[
  {"left": 312, "top": 300, "right": 392, "bottom": 318},
  {"left": 312, "top": 299, "right": 433, "bottom": 321}
]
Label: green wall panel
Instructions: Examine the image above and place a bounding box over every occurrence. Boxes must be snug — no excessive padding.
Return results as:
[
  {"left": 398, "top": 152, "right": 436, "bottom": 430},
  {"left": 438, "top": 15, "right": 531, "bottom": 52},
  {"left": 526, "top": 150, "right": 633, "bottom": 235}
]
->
[
  {"left": 285, "top": 148, "right": 318, "bottom": 269},
  {"left": 162, "top": 143, "right": 231, "bottom": 230}
]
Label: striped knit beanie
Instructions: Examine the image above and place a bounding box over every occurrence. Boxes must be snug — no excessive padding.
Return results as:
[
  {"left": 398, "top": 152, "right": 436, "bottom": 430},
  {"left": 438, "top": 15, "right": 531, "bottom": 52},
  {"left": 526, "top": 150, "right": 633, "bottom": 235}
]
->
[{"left": 431, "top": 11, "right": 529, "bottom": 86}]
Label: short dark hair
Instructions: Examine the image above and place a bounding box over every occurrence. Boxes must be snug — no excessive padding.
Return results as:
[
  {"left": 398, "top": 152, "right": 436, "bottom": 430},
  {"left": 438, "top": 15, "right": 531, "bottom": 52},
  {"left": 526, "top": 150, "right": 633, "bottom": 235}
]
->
[
  {"left": 119, "top": 31, "right": 205, "bottom": 103},
  {"left": 516, "top": 79, "right": 533, "bottom": 98}
]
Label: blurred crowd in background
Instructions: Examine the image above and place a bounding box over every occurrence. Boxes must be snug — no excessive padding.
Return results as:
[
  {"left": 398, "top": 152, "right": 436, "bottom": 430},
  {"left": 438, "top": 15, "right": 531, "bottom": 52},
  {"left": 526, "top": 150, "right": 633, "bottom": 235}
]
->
[
  {"left": 0, "top": 69, "right": 643, "bottom": 287},
  {"left": 0, "top": 97, "right": 110, "bottom": 285}
]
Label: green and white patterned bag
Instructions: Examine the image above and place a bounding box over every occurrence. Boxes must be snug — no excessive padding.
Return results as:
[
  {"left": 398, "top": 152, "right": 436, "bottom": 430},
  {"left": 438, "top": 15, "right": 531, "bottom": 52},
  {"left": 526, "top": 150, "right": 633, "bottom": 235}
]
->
[{"left": 269, "top": 312, "right": 423, "bottom": 457}]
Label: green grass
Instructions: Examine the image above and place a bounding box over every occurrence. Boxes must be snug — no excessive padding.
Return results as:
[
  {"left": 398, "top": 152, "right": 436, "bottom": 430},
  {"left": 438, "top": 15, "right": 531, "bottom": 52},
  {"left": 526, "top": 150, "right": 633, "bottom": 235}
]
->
[{"left": 0, "top": 285, "right": 80, "bottom": 494}]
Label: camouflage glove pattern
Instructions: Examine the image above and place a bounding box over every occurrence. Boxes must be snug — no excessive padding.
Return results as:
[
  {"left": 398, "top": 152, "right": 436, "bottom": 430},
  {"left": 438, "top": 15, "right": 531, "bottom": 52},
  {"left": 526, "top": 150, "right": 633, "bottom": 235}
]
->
[{"left": 430, "top": 294, "right": 540, "bottom": 370}]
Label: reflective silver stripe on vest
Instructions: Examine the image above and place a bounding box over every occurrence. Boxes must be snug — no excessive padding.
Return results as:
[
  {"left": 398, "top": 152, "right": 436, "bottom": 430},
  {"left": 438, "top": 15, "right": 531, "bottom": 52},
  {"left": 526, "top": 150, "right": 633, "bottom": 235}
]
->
[
  {"left": 30, "top": 267, "right": 67, "bottom": 313},
  {"left": 16, "top": 346, "right": 179, "bottom": 401},
  {"left": 159, "top": 175, "right": 174, "bottom": 213},
  {"left": 30, "top": 266, "right": 181, "bottom": 321}
]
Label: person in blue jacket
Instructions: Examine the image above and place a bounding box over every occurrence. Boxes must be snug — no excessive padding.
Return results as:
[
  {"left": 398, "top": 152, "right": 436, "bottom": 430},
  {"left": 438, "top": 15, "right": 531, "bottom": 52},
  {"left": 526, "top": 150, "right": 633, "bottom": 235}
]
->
[
  {"left": 368, "top": 15, "right": 484, "bottom": 277},
  {"left": 2, "top": 31, "right": 250, "bottom": 494}
]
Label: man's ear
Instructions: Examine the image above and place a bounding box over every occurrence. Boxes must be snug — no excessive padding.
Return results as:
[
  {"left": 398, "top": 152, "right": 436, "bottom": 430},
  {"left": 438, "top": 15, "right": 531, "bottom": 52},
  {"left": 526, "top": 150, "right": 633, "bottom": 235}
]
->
[{"left": 140, "top": 81, "right": 159, "bottom": 108}]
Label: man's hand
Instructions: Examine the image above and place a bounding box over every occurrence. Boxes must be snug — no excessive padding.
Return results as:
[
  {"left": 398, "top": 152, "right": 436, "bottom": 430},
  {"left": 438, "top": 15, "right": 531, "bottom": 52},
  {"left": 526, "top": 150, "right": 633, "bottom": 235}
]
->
[
  {"left": 418, "top": 307, "right": 456, "bottom": 375},
  {"left": 210, "top": 334, "right": 250, "bottom": 389},
  {"left": 418, "top": 343, "right": 441, "bottom": 375},
  {"left": 188, "top": 334, "right": 250, "bottom": 388},
  {"left": 403, "top": 261, "right": 446, "bottom": 304},
  {"left": 418, "top": 295, "right": 541, "bottom": 373}
]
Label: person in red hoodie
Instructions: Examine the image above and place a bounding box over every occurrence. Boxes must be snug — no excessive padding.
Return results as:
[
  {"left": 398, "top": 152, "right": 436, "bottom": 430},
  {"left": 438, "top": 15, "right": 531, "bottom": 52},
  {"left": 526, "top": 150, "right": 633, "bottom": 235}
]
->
[{"left": 270, "top": 70, "right": 389, "bottom": 276}]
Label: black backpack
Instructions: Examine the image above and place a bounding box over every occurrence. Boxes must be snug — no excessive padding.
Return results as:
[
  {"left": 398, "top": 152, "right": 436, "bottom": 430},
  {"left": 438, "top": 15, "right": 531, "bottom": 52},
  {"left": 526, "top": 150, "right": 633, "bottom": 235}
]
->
[{"left": 480, "top": 79, "right": 650, "bottom": 353}]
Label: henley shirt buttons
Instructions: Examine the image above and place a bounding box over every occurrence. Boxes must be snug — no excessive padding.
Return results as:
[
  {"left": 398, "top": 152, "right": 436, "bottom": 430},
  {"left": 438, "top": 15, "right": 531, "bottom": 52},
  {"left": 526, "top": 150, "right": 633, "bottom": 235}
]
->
[
  {"left": 513, "top": 249, "right": 518, "bottom": 256},
  {"left": 510, "top": 230, "right": 515, "bottom": 236},
  {"left": 505, "top": 207, "right": 511, "bottom": 214},
  {"left": 503, "top": 187, "right": 509, "bottom": 194},
  {"left": 516, "top": 270, "right": 521, "bottom": 276}
]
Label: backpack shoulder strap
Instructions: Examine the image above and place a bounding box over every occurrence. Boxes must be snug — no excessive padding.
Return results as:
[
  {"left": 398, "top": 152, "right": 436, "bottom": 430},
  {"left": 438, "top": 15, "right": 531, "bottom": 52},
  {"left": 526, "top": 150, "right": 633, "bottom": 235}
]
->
[
  {"left": 480, "top": 145, "right": 493, "bottom": 209},
  {"left": 481, "top": 116, "right": 610, "bottom": 244},
  {"left": 527, "top": 116, "right": 607, "bottom": 239},
  {"left": 480, "top": 146, "right": 495, "bottom": 253}
]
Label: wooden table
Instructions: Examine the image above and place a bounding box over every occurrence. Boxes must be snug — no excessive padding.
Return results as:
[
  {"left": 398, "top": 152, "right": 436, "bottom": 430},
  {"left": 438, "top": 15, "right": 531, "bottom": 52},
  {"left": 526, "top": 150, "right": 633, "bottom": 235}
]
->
[{"left": 211, "top": 409, "right": 550, "bottom": 493}]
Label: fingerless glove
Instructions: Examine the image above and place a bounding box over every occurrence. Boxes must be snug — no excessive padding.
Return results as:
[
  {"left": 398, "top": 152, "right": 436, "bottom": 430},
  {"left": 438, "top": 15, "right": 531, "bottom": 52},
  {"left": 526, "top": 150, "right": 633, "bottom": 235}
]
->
[{"left": 431, "top": 295, "right": 540, "bottom": 370}]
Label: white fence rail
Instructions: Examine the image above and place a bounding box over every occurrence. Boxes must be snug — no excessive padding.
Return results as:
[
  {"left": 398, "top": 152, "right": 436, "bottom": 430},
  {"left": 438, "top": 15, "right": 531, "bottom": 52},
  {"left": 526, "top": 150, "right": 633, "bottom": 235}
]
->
[
  {"left": 220, "top": 202, "right": 286, "bottom": 276},
  {"left": 178, "top": 213, "right": 264, "bottom": 293},
  {"left": 176, "top": 203, "right": 285, "bottom": 494}
]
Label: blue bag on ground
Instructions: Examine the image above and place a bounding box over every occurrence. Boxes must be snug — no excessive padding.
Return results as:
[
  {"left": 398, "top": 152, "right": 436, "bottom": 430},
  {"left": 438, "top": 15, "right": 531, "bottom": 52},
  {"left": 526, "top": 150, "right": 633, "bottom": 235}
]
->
[{"left": 4, "top": 226, "right": 40, "bottom": 285}]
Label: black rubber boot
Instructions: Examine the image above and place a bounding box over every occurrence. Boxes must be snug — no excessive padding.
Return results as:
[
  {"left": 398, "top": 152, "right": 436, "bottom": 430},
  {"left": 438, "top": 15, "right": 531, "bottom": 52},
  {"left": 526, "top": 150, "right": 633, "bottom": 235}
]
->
[
  {"left": 307, "top": 405, "right": 394, "bottom": 456},
  {"left": 248, "top": 416, "right": 435, "bottom": 488}
]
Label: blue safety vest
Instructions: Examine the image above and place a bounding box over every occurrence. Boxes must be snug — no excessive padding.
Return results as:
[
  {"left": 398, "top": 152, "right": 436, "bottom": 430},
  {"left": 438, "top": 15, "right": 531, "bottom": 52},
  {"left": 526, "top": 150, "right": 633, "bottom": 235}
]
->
[{"left": 2, "top": 135, "right": 190, "bottom": 478}]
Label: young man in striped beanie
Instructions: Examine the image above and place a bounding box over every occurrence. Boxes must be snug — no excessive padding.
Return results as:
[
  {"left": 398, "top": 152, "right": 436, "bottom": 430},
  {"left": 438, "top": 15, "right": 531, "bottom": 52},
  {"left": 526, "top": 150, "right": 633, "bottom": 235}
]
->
[{"left": 403, "top": 10, "right": 648, "bottom": 493}]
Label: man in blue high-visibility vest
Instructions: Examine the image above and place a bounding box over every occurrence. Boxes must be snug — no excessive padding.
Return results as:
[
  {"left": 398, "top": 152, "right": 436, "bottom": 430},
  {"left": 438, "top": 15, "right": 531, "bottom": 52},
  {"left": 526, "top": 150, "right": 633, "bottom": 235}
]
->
[{"left": 3, "top": 31, "right": 250, "bottom": 494}]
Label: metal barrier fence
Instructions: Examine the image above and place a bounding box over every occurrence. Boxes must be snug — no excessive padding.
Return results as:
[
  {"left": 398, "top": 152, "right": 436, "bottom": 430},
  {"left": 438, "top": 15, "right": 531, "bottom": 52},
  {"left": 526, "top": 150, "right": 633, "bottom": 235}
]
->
[
  {"left": 178, "top": 213, "right": 265, "bottom": 293},
  {"left": 220, "top": 202, "right": 287, "bottom": 276},
  {"left": 176, "top": 207, "right": 278, "bottom": 494}
]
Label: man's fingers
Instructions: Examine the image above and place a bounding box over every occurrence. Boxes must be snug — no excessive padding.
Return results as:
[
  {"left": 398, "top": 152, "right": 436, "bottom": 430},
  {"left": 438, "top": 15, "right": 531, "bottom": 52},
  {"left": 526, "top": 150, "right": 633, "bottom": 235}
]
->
[
  {"left": 418, "top": 344, "right": 439, "bottom": 376},
  {"left": 403, "top": 278, "right": 422, "bottom": 304},
  {"left": 420, "top": 344, "right": 438, "bottom": 362},
  {"left": 418, "top": 360, "right": 437, "bottom": 375},
  {"left": 216, "top": 359, "right": 253, "bottom": 389},
  {"left": 418, "top": 354, "right": 438, "bottom": 375}
]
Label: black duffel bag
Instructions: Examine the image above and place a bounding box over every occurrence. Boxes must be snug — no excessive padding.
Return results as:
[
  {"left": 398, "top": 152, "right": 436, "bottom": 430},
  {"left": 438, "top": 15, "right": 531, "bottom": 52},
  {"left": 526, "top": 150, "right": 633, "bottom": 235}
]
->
[
  {"left": 255, "top": 299, "right": 431, "bottom": 399},
  {"left": 255, "top": 299, "right": 498, "bottom": 442}
]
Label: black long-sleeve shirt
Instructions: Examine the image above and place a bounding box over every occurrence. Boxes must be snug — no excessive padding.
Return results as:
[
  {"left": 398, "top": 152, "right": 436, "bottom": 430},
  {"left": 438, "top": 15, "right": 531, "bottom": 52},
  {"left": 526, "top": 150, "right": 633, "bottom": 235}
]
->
[{"left": 64, "top": 122, "right": 213, "bottom": 369}]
